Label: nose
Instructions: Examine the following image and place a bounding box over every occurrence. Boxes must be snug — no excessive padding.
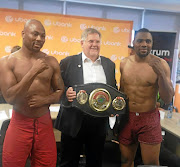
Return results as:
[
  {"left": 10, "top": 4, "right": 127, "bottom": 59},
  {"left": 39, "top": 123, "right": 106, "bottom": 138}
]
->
[
  {"left": 141, "top": 40, "right": 147, "bottom": 47},
  {"left": 36, "top": 35, "right": 43, "bottom": 41},
  {"left": 92, "top": 41, "right": 100, "bottom": 46}
]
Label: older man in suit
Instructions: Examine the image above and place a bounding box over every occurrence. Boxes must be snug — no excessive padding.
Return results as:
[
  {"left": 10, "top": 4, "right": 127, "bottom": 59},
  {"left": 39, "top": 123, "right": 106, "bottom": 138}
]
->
[{"left": 55, "top": 28, "right": 117, "bottom": 167}]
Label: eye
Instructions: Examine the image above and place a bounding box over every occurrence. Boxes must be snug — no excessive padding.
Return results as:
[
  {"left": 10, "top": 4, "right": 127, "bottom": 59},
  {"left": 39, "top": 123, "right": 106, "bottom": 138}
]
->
[
  {"left": 137, "top": 39, "right": 143, "bottom": 43},
  {"left": 146, "top": 39, "right": 151, "bottom": 44},
  {"left": 88, "top": 40, "right": 93, "bottom": 44},
  {"left": 32, "top": 32, "right": 38, "bottom": 37},
  {"left": 41, "top": 34, "right": 45, "bottom": 39}
]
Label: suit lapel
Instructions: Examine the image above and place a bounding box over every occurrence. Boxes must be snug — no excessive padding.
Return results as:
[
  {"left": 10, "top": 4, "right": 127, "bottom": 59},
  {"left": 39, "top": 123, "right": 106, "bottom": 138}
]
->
[
  {"left": 74, "top": 53, "right": 84, "bottom": 85},
  {"left": 101, "top": 56, "right": 109, "bottom": 85}
]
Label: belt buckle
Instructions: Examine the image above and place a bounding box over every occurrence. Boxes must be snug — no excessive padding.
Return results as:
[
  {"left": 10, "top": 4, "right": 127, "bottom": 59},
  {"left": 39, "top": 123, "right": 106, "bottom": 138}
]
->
[{"left": 136, "top": 112, "right": 139, "bottom": 116}]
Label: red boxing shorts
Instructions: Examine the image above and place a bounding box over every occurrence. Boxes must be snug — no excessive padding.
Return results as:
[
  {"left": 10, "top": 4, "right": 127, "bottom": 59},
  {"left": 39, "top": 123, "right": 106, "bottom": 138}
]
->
[
  {"left": 3, "top": 110, "right": 57, "bottom": 167},
  {"left": 119, "top": 108, "right": 162, "bottom": 145}
]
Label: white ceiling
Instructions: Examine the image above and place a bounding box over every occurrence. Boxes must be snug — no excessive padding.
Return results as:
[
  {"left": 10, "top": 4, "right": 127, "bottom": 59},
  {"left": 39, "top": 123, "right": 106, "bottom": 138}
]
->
[{"left": 65, "top": 0, "right": 180, "bottom": 13}]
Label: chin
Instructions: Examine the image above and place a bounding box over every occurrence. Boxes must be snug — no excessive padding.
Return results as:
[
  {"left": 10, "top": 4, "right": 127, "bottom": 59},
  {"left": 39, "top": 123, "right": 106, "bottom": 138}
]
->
[
  {"left": 139, "top": 54, "right": 148, "bottom": 58},
  {"left": 90, "top": 52, "right": 98, "bottom": 56},
  {"left": 33, "top": 49, "right": 41, "bottom": 53}
]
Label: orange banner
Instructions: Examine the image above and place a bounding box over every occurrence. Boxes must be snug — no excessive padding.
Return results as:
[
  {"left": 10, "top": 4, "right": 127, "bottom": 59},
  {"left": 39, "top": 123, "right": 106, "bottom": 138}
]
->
[{"left": 0, "top": 8, "right": 133, "bottom": 87}]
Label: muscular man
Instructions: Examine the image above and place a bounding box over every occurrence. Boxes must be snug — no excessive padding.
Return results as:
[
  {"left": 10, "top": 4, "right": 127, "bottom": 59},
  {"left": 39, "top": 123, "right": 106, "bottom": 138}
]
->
[
  {"left": 119, "top": 28, "right": 174, "bottom": 167},
  {"left": 0, "top": 19, "right": 64, "bottom": 167},
  {"left": 54, "top": 28, "right": 117, "bottom": 167}
]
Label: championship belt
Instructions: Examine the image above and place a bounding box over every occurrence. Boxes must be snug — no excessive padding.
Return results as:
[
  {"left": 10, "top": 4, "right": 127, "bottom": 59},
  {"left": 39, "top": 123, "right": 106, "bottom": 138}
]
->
[{"left": 62, "top": 83, "right": 128, "bottom": 117}]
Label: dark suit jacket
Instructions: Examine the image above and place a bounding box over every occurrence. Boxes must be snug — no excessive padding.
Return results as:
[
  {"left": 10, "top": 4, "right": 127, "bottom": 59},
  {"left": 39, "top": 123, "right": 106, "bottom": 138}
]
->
[{"left": 54, "top": 53, "right": 117, "bottom": 137}]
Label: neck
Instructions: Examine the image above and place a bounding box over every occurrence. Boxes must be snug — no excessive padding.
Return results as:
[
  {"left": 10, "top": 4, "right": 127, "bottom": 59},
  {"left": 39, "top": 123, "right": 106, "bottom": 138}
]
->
[
  {"left": 135, "top": 54, "right": 150, "bottom": 62},
  {"left": 21, "top": 46, "right": 40, "bottom": 58}
]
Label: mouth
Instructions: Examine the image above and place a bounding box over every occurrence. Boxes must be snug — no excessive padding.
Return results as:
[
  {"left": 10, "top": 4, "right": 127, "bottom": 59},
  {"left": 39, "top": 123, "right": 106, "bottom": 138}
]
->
[
  {"left": 140, "top": 49, "right": 147, "bottom": 53},
  {"left": 34, "top": 43, "right": 42, "bottom": 48},
  {"left": 90, "top": 48, "right": 98, "bottom": 51}
]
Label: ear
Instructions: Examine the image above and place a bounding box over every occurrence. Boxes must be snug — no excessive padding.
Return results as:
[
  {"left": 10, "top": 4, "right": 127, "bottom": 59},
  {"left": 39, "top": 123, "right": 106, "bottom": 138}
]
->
[
  {"left": 22, "top": 30, "right": 25, "bottom": 39},
  {"left": 80, "top": 40, "right": 84, "bottom": 48}
]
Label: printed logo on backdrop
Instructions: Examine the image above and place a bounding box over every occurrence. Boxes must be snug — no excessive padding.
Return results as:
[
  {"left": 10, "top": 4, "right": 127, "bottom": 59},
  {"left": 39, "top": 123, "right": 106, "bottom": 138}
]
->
[
  {"left": 110, "top": 55, "right": 125, "bottom": 62},
  {"left": 44, "top": 19, "right": 72, "bottom": 27},
  {"left": 113, "top": 27, "right": 131, "bottom": 33},
  {"left": 45, "top": 35, "right": 54, "bottom": 40},
  {"left": 5, "top": 16, "right": 13, "bottom": 22},
  {"left": 110, "top": 55, "right": 118, "bottom": 61},
  {"left": 42, "top": 49, "right": 69, "bottom": 56},
  {"left": 113, "top": 27, "right": 120, "bottom": 33},
  {"left": 80, "top": 24, "right": 106, "bottom": 31},
  {"left": 103, "top": 41, "right": 121, "bottom": 46},
  {"left": 0, "top": 31, "right": 16, "bottom": 37},
  {"left": 5, "top": 46, "right": 12, "bottom": 53},
  {"left": 61, "top": 36, "right": 68, "bottom": 43},
  {"left": 61, "top": 36, "right": 81, "bottom": 43},
  {"left": 42, "top": 49, "right": 50, "bottom": 55},
  {"left": 44, "top": 19, "right": 52, "bottom": 26},
  {"left": 5, "top": 16, "right": 29, "bottom": 23}
]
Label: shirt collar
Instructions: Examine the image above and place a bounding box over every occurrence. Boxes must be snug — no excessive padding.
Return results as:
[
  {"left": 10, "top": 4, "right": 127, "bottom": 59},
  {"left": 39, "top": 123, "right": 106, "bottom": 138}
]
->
[{"left": 82, "top": 52, "right": 101, "bottom": 64}]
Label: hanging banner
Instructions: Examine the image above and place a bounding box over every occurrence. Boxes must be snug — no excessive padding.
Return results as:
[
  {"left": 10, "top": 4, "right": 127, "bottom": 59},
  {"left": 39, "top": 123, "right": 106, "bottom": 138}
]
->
[
  {"left": 174, "top": 42, "right": 180, "bottom": 113},
  {"left": 0, "top": 8, "right": 133, "bottom": 88},
  {"left": 150, "top": 32, "right": 176, "bottom": 73}
]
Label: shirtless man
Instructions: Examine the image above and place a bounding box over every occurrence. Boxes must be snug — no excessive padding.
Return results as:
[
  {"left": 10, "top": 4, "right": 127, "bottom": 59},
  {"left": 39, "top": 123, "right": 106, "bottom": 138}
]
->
[
  {"left": 0, "top": 19, "right": 64, "bottom": 167},
  {"left": 119, "top": 28, "right": 174, "bottom": 167}
]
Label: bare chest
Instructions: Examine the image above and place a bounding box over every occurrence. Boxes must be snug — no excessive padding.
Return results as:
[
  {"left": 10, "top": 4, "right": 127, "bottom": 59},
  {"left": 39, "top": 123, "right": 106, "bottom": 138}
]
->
[
  {"left": 122, "top": 62, "right": 157, "bottom": 86},
  {"left": 13, "top": 60, "right": 53, "bottom": 83}
]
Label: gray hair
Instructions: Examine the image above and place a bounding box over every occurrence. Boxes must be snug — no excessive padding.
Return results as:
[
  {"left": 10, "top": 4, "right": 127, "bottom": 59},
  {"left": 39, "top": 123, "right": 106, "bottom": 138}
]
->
[{"left": 81, "top": 28, "right": 101, "bottom": 41}]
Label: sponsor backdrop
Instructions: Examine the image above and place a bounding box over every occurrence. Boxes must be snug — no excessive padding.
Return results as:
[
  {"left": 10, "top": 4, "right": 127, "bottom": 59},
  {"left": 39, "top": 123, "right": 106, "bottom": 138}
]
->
[
  {"left": 0, "top": 8, "right": 133, "bottom": 87},
  {"left": 150, "top": 32, "right": 176, "bottom": 74}
]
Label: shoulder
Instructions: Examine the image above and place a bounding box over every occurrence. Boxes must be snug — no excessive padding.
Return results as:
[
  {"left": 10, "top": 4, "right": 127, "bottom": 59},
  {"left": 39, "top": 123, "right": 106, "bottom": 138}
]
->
[
  {"left": 121, "top": 55, "right": 132, "bottom": 65},
  {"left": 42, "top": 52, "right": 59, "bottom": 68},
  {"left": 45, "top": 54, "right": 58, "bottom": 63},
  {"left": 101, "top": 56, "right": 115, "bottom": 65},
  {"left": 0, "top": 54, "right": 17, "bottom": 67},
  {"left": 150, "top": 54, "right": 168, "bottom": 65},
  {"left": 61, "top": 54, "right": 81, "bottom": 64}
]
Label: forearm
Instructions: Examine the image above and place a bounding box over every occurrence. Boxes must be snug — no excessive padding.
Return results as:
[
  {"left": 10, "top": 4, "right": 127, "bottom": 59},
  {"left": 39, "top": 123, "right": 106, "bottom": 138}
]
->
[
  {"left": 158, "top": 74, "right": 174, "bottom": 104},
  {"left": 43, "top": 89, "right": 64, "bottom": 105}
]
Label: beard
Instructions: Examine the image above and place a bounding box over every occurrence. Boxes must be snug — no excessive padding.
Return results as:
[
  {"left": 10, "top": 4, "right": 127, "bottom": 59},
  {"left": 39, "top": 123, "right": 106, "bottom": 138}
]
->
[
  {"left": 138, "top": 53, "right": 149, "bottom": 58},
  {"left": 137, "top": 49, "right": 150, "bottom": 58}
]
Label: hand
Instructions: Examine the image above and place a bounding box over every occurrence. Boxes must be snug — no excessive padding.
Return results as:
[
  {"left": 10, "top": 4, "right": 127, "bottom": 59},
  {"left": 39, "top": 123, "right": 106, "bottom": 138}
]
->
[
  {"left": 110, "top": 114, "right": 119, "bottom": 117},
  {"left": 32, "top": 58, "right": 49, "bottom": 74},
  {"left": 148, "top": 56, "right": 165, "bottom": 76},
  {"left": 27, "top": 94, "right": 45, "bottom": 108},
  {"left": 66, "top": 87, "right": 76, "bottom": 102}
]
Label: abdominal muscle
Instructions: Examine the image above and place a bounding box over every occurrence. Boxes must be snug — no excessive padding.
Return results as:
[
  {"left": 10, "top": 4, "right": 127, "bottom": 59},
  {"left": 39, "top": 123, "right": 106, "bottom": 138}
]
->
[
  {"left": 13, "top": 82, "right": 52, "bottom": 118},
  {"left": 124, "top": 85, "right": 158, "bottom": 113}
]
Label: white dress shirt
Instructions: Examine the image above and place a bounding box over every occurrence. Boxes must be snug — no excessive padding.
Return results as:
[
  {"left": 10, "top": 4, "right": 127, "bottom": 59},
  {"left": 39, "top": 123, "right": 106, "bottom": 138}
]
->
[{"left": 82, "top": 52, "right": 106, "bottom": 84}]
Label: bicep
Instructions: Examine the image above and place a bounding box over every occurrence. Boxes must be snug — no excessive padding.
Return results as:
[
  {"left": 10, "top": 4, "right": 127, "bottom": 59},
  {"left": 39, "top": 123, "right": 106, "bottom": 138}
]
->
[
  {"left": 0, "top": 64, "right": 17, "bottom": 98},
  {"left": 163, "top": 60, "right": 172, "bottom": 83},
  {"left": 51, "top": 60, "right": 64, "bottom": 91}
]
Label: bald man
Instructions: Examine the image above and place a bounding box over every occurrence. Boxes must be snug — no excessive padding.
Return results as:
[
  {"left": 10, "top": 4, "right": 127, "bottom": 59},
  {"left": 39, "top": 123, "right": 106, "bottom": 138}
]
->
[{"left": 0, "top": 19, "right": 64, "bottom": 167}]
